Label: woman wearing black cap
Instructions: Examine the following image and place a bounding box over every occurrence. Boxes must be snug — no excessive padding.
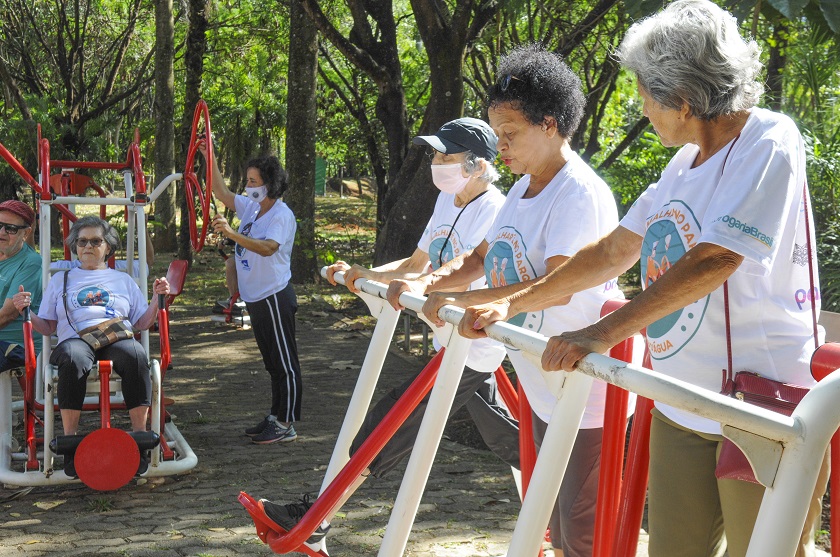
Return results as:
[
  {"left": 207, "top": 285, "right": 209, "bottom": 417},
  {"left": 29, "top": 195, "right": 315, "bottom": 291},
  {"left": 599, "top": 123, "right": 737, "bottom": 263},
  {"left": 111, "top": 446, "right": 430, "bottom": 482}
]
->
[{"left": 254, "top": 117, "right": 520, "bottom": 550}]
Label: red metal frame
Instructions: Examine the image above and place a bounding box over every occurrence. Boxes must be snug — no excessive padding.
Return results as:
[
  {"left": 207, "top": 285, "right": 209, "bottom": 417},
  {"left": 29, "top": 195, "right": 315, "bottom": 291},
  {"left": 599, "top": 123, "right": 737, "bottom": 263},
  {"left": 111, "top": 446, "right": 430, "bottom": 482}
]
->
[
  {"left": 183, "top": 99, "right": 214, "bottom": 253},
  {"left": 240, "top": 349, "right": 448, "bottom": 554},
  {"left": 592, "top": 300, "right": 635, "bottom": 557},
  {"left": 21, "top": 309, "right": 39, "bottom": 471},
  {"left": 493, "top": 366, "right": 520, "bottom": 422},
  {"left": 611, "top": 354, "right": 654, "bottom": 557},
  {"left": 516, "top": 385, "right": 544, "bottom": 557}
]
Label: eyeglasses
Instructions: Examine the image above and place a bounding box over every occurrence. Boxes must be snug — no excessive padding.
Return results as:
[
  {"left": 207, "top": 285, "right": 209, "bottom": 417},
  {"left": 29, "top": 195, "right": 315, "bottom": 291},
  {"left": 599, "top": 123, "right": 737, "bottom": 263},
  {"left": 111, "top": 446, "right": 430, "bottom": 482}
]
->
[
  {"left": 0, "top": 222, "right": 29, "bottom": 235},
  {"left": 425, "top": 147, "right": 439, "bottom": 160},
  {"left": 499, "top": 74, "right": 523, "bottom": 92},
  {"left": 77, "top": 238, "right": 105, "bottom": 248}
]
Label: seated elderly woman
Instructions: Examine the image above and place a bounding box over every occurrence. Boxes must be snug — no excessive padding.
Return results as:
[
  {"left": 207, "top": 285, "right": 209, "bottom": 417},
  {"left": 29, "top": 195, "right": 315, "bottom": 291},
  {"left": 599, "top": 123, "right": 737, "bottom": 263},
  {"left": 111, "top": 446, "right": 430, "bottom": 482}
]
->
[{"left": 14, "top": 216, "right": 169, "bottom": 477}]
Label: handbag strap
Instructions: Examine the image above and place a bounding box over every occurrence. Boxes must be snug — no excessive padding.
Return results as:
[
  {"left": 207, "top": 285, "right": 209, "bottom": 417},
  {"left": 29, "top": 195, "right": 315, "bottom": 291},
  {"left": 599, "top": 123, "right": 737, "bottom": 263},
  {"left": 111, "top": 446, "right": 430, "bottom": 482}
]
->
[
  {"left": 724, "top": 185, "right": 819, "bottom": 382},
  {"left": 62, "top": 270, "right": 80, "bottom": 335}
]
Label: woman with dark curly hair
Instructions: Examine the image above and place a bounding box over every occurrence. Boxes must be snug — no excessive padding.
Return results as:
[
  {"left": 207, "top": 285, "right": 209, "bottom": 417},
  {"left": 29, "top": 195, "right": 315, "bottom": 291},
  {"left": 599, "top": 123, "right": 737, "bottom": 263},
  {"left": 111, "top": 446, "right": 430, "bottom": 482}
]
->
[
  {"left": 393, "top": 44, "right": 626, "bottom": 557},
  {"left": 200, "top": 144, "right": 302, "bottom": 445}
]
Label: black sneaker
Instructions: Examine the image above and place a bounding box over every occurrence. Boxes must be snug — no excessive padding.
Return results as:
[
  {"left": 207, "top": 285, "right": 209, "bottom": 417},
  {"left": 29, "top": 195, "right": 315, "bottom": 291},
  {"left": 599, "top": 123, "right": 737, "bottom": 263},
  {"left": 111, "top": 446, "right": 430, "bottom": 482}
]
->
[
  {"left": 261, "top": 495, "right": 329, "bottom": 544},
  {"left": 135, "top": 453, "right": 149, "bottom": 477},
  {"left": 245, "top": 416, "right": 271, "bottom": 437},
  {"left": 63, "top": 454, "right": 78, "bottom": 479},
  {"left": 252, "top": 421, "right": 297, "bottom": 445}
]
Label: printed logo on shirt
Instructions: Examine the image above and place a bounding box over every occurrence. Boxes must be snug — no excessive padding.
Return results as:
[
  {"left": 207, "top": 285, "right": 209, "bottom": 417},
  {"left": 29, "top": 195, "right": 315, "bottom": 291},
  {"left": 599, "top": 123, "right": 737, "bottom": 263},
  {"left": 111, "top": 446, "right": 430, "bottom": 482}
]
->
[
  {"left": 75, "top": 285, "right": 112, "bottom": 308},
  {"left": 792, "top": 243, "right": 808, "bottom": 267},
  {"left": 235, "top": 221, "right": 254, "bottom": 259},
  {"left": 713, "top": 214, "right": 775, "bottom": 248},
  {"left": 642, "top": 200, "right": 709, "bottom": 360},
  {"left": 484, "top": 226, "right": 543, "bottom": 332},
  {"left": 428, "top": 226, "right": 462, "bottom": 270},
  {"left": 794, "top": 287, "right": 820, "bottom": 310}
]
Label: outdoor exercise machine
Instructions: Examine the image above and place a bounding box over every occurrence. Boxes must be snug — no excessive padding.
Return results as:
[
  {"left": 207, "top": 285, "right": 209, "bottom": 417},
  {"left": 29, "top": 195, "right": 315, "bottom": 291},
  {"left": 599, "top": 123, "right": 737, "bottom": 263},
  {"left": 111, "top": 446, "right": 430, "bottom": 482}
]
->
[
  {"left": 0, "top": 100, "right": 215, "bottom": 490},
  {"left": 242, "top": 269, "right": 840, "bottom": 557},
  {"left": 239, "top": 270, "right": 642, "bottom": 556}
]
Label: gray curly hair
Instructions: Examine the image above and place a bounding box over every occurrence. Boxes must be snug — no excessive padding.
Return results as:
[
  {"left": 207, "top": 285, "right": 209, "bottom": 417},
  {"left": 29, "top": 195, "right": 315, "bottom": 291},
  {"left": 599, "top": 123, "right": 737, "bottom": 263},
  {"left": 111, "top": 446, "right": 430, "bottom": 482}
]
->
[
  {"left": 463, "top": 152, "right": 501, "bottom": 184},
  {"left": 65, "top": 216, "right": 121, "bottom": 261},
  {"left": 615, "top": 0, "right": 763, "bottom": 120}
]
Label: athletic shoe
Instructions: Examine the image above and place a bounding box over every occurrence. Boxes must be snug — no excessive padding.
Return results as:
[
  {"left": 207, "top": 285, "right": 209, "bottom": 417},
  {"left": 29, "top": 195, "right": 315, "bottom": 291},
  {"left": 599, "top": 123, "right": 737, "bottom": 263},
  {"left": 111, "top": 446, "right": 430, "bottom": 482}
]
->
[
  {"left": 63, "top": 454, "right": 78, "bottom": 479},
  {"left": 135, "top": 453, "right": 149, "bottom": 477},
  {"left": 261, "top": 495, "right": 330, "bottom": 544},
  {"left": 252, "top": 420, "right": 297, "bottom": 445},
  {"left": 245, "top": 416, "right": 271, "bottom": 437}
]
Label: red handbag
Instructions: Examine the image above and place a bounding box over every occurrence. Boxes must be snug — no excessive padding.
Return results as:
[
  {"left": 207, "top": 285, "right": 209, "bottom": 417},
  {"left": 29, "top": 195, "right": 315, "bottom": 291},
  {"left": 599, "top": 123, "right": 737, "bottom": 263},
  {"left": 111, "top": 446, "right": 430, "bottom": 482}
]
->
[{"left": 715, "top": 187, "right": 818, "bottom": 484}]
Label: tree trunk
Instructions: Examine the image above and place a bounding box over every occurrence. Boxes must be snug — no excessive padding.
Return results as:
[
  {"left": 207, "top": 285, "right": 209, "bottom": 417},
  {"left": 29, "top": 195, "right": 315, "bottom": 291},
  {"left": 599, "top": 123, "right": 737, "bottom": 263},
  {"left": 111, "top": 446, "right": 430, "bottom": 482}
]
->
[
  {"left": 766, "top": 21, "right": 788, "bottom": 112},
  {"left": 154, "top": 0, "right": 177, "bottom": 252},
  {"left": 285, "top": 0, "right": 319, "bottom": 283},
  {"left": 177, "top": 0, "right": 209, "bottom": 264}
]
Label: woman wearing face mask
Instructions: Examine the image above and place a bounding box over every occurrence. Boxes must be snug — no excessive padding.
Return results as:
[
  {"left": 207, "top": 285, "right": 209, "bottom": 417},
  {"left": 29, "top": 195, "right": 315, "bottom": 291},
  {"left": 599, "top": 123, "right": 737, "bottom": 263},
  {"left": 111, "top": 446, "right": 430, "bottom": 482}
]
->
[
  {"left": 254, "top": 118, "right": 519, "bottom": 550},
  {"left": 200, "top": 146, "right": 302, "bottom": 445}
]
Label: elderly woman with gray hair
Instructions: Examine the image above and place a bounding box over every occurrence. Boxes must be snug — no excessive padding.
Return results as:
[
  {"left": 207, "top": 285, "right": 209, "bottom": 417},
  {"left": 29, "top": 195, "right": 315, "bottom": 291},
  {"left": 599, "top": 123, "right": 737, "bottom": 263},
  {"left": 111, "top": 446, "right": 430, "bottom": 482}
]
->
[
  {"left": 460, "top": 1, "right": 827, "bottom": 555},
  {"left": 14, "top": 216, "right": 169, "bottom": 477}
]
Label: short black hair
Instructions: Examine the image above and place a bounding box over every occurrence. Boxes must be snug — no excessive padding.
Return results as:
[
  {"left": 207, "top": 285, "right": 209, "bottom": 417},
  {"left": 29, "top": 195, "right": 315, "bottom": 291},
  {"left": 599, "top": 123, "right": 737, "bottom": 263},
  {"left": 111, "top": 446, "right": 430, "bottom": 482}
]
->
[
  {"left": 246, "top": 155, "right": 289, "bottom": 199},
  {"left": 487, "top": 44, "right": 586, "bottom": 139}
]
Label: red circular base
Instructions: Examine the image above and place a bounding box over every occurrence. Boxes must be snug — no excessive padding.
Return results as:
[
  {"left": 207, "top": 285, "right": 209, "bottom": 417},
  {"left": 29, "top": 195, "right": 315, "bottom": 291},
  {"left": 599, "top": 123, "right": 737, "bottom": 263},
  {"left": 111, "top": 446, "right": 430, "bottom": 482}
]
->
[{"left": 75, "top": 429, "right": 140, "bottom": 491}]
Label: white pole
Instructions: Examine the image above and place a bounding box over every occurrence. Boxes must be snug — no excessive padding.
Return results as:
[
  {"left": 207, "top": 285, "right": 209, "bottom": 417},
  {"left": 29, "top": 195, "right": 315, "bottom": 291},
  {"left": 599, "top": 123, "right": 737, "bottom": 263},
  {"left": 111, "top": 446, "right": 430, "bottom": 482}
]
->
[{"left": 377, "top": 329, "right": 472, "bottom": 557}]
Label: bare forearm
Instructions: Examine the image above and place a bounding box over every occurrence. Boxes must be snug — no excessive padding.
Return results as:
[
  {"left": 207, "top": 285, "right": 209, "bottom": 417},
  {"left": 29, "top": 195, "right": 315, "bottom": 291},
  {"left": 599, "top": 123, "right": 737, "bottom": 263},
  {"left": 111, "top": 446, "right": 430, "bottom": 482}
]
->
[
  {"left": 422, "top": 250, "right": 485, "bottom": 293},
  {"left": 31, "top": 315, "right": 56, "bottom": 336},
  {"left": 134, "top": 300, "right": 160, "bottom": 331},
  {"left": 595, "top": 243, "right": 743, "bottom": 346},
  {"left": 506, "top": 231, "right": 639, "bottom": 315},
  {"left": 225, "top": 231, "right": 278, "bottom": 257},
  {"left": 211, "top": 158, "right": 235, "bottom": 209}
]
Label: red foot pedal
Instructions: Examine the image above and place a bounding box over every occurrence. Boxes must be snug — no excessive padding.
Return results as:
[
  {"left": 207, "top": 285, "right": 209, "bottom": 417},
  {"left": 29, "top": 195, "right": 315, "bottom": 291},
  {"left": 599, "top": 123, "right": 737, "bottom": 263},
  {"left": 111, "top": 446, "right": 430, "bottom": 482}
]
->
[
  {"left": 238, "top": 492, "right": 328, "bottom": 556},
  {"left": 75, "top": 429, "right": 139, "bottom": 491}
]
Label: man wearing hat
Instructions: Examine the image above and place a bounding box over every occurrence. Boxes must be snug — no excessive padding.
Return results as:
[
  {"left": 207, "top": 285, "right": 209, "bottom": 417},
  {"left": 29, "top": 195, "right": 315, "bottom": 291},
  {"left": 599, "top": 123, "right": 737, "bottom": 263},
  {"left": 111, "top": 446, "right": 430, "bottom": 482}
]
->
[
  {"left": 0, "top": 200, "right": 41, "bottom": 372},
  {"left": 256, "top": 117, "right": 519, "bottom": 549}
]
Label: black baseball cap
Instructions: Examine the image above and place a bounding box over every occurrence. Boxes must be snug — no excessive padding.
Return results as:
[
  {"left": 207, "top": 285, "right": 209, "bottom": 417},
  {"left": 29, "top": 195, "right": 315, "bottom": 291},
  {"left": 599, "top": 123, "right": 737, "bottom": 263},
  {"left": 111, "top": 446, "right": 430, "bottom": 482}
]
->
[{"left": 412, "top": 117, "right": 498, "bottom": 161}]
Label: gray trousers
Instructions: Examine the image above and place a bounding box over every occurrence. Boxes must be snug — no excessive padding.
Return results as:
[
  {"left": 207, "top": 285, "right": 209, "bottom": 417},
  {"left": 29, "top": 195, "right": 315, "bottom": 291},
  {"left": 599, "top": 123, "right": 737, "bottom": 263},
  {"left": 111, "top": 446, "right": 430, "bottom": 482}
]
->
[{"left": 350, "top": 365, "right": 520, "bottom": 477}]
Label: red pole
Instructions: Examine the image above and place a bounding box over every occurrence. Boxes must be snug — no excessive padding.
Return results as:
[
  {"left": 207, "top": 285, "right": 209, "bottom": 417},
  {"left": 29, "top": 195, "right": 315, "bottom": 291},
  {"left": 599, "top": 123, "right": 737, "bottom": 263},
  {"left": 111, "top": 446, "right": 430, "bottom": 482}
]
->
[
  {"left": 244, "top": 350, "right": 448, "bottom": 554},
  {"left": 593, "top": 340, "right": 633, "bottom": 557},
  {"left": 22, "top": 308, "right": 39, "bottom": 471},
  {"left": 611, "top": 346, "right": 653, "bottom": 557},
  {"left": 98, "top": 361, "right": 113, "bottom": 429},
  {"left": 517, "top": 384, "right": 545, "bottom": 557},
  {"left": 494, "top": 366, "right": 520, "bottom": 422}
]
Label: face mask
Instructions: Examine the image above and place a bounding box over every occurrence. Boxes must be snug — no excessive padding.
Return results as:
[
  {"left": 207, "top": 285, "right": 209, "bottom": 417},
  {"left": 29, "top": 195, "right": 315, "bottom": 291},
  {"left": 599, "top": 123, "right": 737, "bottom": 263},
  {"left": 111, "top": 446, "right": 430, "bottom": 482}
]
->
[
  {"left": 245, "top": 185, "right": 268, "bottom": 203},
  {"left": 431, "top": 163, "right": 469, "bottom": 195}
]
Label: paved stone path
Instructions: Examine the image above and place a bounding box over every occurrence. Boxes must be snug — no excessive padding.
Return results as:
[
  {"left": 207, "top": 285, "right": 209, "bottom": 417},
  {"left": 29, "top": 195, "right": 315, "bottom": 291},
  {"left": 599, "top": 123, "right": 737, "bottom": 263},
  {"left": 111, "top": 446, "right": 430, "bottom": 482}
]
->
[{"left": 3, "top": 297, "right": 648, "bottom": 556}]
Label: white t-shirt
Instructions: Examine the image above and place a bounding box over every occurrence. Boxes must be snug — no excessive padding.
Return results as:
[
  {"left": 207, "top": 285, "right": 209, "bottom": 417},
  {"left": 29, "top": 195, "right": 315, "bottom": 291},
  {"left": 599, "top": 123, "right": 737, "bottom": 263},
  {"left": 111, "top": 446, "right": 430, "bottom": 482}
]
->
[
  {"left": 50, "top": 259, "right": 148, "bottom": 280},
  {"left": 484, "top": 153, "right": 623, "bottom": 427},
  {"left": 417, "top": 186, "right": 507, "bottom": 372},
  {"left": 39, "top": 268, "right": 148, "bottom": 343},
  {"left": 234, "top": 195, "right": 297, "bottom": 302},
  {"left": 620, "top": 107, "right": 820, "bottom": 434}
]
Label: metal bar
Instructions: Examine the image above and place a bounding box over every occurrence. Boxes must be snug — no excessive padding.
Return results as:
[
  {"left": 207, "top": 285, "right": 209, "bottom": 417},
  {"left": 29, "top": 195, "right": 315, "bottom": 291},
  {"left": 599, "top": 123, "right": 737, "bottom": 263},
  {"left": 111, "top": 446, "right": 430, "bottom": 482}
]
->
[{"left": 378, "top": 329, "right": 473, "bottom": 556}]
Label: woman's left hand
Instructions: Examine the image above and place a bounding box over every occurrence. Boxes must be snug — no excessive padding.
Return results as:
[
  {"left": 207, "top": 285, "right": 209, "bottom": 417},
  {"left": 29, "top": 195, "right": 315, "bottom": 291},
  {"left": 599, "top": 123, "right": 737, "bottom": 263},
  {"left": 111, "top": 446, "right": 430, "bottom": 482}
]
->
[
  {"left": 541, "top": 325, "right": 612, "bottom": 372},
  {"left": 211, "top": 214, "right": 234, "bottom": 237},
  {"left": 152, "top": 277, "right": 171, "bottom": 297}
]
